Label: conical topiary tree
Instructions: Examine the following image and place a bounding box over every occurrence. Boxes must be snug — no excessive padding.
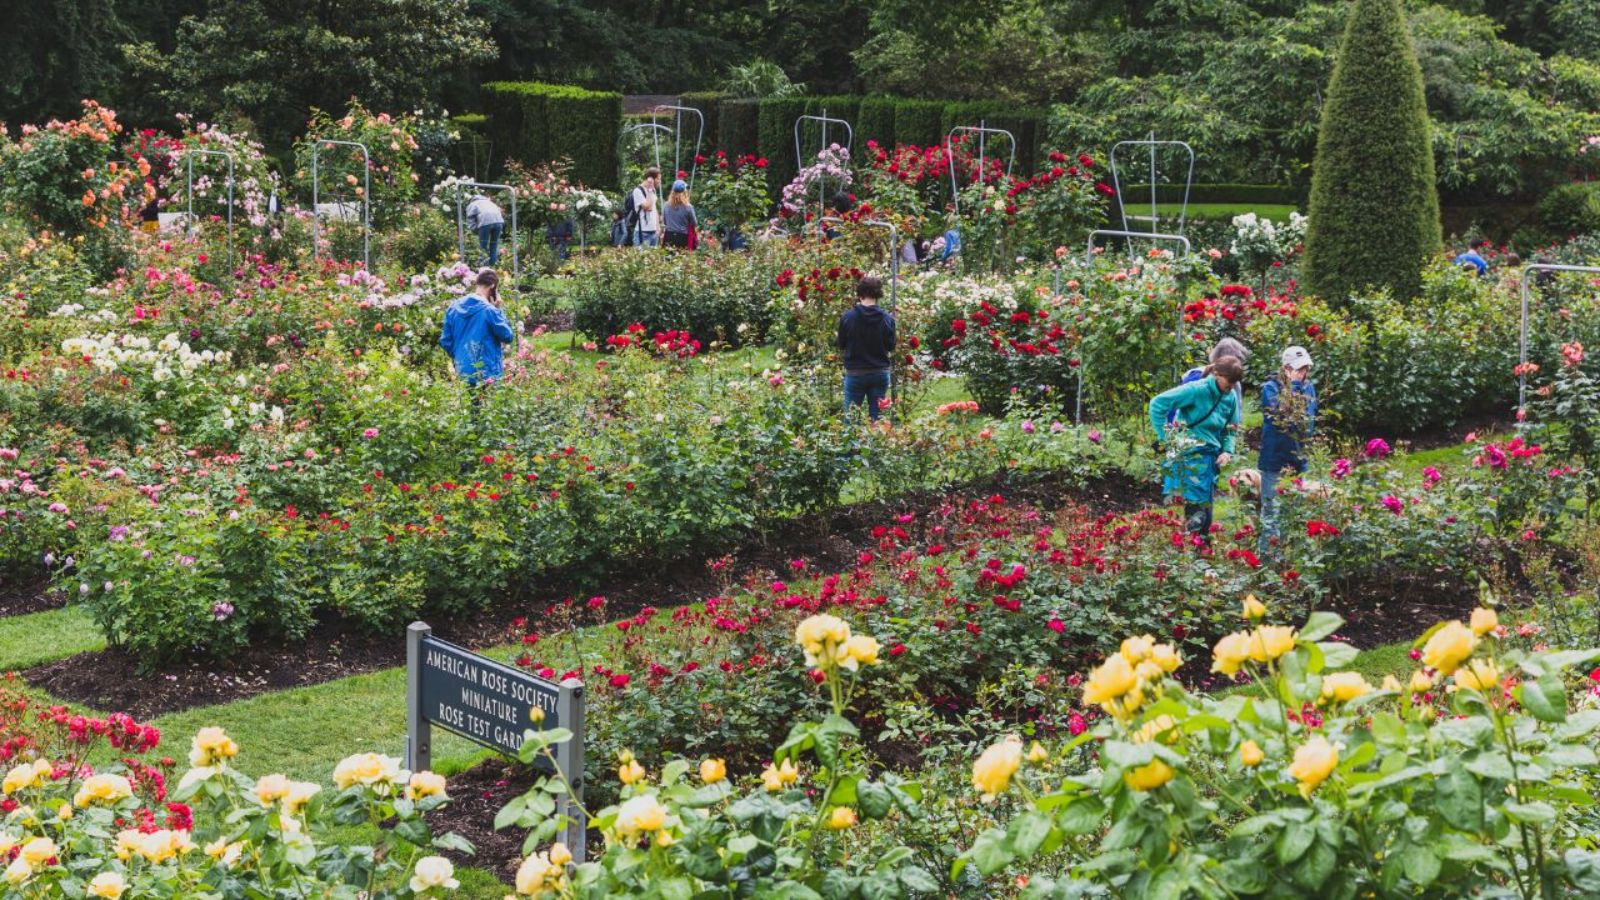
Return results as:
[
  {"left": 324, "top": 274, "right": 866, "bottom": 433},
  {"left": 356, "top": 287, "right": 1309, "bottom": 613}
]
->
[{"left": 1303, "top": 0, "right": 1441, "bottom": 303}]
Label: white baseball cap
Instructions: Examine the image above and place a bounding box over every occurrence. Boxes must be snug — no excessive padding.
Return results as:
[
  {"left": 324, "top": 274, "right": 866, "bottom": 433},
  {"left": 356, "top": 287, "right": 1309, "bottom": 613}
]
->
[{"left": 1282, "top": 346, "right": 1313, "bottom": 369}]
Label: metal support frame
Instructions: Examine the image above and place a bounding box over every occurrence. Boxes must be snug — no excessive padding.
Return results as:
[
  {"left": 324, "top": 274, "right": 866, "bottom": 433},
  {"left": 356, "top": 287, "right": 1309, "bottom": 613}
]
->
[
  {"left": 654, "top": 105, "right": 706, "bottom": 189},
  {"left": 1519, "top": 264, "right": 1600, "bottom": 409},
  {"left": 455, "top": 181, "right": 520, "bottom": 281},
  {"left": 1077, "top": 230, "right": 1194, "bottom": 424},
  {"left": 1110, "top": 138, "right": 1197, "bottom": 237},
  {"left": 184, "top": 148, "right": 236, "bottom": 269},
  {"left": 618, "top": 122, "right": 675, "bottom": 179},
  {"left": 311, "top": 139, "right": 372, "bottom": 270},
  {"left": 946, "top": 123, "right": 1017, "bottom": 219},
  {"left": 794, "top": 112, "right": 855, "bottom": 227}
]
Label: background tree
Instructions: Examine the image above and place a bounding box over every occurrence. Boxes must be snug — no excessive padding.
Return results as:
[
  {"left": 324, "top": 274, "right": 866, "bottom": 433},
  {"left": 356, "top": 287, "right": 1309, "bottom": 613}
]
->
[
  {"left": 1303, "top": 0, "right": 1441, "bottom": 302},
  {"left": 0, "top": 0, "right": 128, "bottom": 125}
]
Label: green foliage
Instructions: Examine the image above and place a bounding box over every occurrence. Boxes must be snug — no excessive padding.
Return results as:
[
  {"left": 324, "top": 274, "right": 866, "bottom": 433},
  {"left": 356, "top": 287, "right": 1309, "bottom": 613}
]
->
[
  {"left": 1304, "top": 0, "right": 1442, "bottom": 303},
  {"left": 718, "top": 99, "right": 761, "bottom": 156},
  {"left": 676, "top": 91, "right": 726, "bottom": 152},
  {"left": 939, "top": 102, "right": 1045, "bottom": 175},
  {"left": 757, "top": 97, "right": 812, "bottom": 196},
  {"left": 568, "top": 246, "right": 780, "bottom": 343},
  {"left": 720, "top": 59, "right": 806, "bottom": 99},
  {"left": 857, "top": 97, "right": 898, "bottom": 148},
  {"left": 1538, "top": 182, "right": 1600, "bottom": 239},
  {"left": 892, "top": 99, "right": 946, "bottom": 148},
  {"left": 0, "top": 0, "right": 125, "bottom": 126},
  {"left": 481, "top": 81, "right": 623, "bottom": 189}
]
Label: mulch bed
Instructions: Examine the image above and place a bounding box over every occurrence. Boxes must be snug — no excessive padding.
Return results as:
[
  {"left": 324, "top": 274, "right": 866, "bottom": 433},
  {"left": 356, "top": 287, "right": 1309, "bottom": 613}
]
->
[
  {"left": 21, "top": 469, "right": 1152, "bottom": 718},
  {"left": 424, "top": 757, "right": 542, "bottom": 883},
  {"left": 0, "top": 578, "right": 62, "bottom": 617}
]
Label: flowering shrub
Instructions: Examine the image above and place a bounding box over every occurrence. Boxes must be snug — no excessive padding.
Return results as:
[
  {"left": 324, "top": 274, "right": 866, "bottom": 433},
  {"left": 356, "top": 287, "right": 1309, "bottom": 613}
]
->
[
  {"left": 958, "top": 600, "right": 1600, "bottom": 897},
  {"left": 569, "top": 243, "right": 781, "bottom": 344},
  {"left": 1229, "top": 210, "right": 1307, "bottom": 291},
  {"left": 0, "top": 101, "right": 139, "bottom": 239},
  {"left": 0, "top": 721, "right": 471, "bottom": 897},
  {"left": 292, "top": 102, "right": 422, "bottom": 229},
  {"left": 776, "top": 144, "right": 852, "bottom": 232},
  {"left": 693, "top": 151, "right": 770, "bottom": 234}
]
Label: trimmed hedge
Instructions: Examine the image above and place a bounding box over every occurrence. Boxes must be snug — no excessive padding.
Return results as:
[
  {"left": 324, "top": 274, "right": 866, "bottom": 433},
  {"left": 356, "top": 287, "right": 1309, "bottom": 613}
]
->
[
  {"left": 481, "top": 82, "right": 623, "bottom": 188},
  {"left": 757, "top": 97, "right": 811, "bottom": 196},
  {"left": 858, "top": 97, "right": 897, "bottom": 148},
  {"left": 677, "top": 92, "right": 726, "bottom": 160},
  {"left": 1303, "top": 0, "right": 1440, "bottom": 303},
  {"left": 892, "top": 99, "right": 946, "bottom": 148},
  {"left": 939, "top": 102, "right": 1045, "bottom": 176},
  {"left": 719, "top": 100, "right": 760, "bottom": 156}
]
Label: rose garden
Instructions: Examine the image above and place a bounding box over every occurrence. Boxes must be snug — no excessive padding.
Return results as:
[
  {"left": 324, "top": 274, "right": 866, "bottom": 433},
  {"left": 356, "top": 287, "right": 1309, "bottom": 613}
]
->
[{"left": 3, "top": 0, "right": 1600, "bottom": 896}]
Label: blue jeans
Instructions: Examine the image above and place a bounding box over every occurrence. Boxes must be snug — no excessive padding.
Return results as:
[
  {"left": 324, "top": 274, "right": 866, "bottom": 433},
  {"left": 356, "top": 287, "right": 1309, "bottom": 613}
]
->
[
  {"left": 478, "top": 222, "right": 503, "bottom": 266},
  {"left": 1259, "top": 469, "right": 1282, "bottom": 556},
  {"left": 633, "top": 229, "right": 659, "bottom": 248},
  {"left": 844, "top": 371, "right": 890, "bottom": 421}
]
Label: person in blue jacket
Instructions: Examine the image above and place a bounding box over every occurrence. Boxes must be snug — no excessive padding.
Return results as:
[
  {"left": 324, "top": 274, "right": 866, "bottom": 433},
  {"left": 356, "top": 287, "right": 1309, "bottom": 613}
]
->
[
  {"left": 439, "top": 269, "right": 515, "bottom": 386},
  {"left": 1258, "top": 345, "right": 1317, "bottom": 557},
  {"left": 1148, "top": 355, "right": 1244, "bottom": 545}
]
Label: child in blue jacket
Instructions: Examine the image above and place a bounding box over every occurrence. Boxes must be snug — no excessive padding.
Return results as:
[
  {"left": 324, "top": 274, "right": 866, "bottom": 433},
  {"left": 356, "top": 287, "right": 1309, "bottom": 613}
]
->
[
  {"left": 1258, "top": 346, "right": 1317, "bottom": 556},
  {"left": 439, "top": 269, "right": 515, "bottom": 385},
  {"left": 1148, "top": 355, "right": 1244, "bottom": 544}
]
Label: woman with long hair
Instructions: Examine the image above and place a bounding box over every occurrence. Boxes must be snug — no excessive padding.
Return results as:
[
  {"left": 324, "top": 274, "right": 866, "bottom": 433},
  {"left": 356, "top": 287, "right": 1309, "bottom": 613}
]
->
[
  {"left": 662, "top": 180, "right": 698, "bottom": 249},
  {"left": 1148, "top": 355, "right": 1245, "bottom": 544}
]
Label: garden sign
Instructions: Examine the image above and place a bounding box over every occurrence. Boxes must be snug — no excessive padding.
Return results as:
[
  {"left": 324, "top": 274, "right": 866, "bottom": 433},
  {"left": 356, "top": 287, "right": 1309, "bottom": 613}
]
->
[{"left": 406, "top": 622, "right": 586, "bottom": 859}]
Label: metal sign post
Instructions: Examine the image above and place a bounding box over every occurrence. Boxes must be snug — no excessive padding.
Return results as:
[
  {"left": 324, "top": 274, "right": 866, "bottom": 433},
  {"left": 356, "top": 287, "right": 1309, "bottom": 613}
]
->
[
  {"left": 945, "top": 123, "right": 1017, "bottom": 219},
  {"left": 1518, "top": 263, "right": 1600, "bottom": 409},
  {"left": 407, "top": 622, "right": 586, "bottom": 861},
  {"left": 454, "top": 181, "right": 520, "bottom": 281},
  {"left": 1078, "top": 230, "right": 1194, "bottom": 423},
  {"left": 183, "top": 148, "right": 236, "bottom": 270},
  {"left": 311, "top": 139, "right": 372, "bottom": 270},
  {"left": 655, "top": 105, "right": 706, "bottom": 189},
  {"left": 794, "top": 112, "right": 855, "bottom": 228},
  {"left": 1110, "top": 138, "right": 1197, "bottom": 237}
]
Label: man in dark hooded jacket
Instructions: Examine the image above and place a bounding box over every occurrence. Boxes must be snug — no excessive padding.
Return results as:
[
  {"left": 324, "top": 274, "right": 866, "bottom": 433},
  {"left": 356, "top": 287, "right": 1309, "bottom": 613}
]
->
[{"left": 837, "top": 276, "right": 896, "bottom": 421}]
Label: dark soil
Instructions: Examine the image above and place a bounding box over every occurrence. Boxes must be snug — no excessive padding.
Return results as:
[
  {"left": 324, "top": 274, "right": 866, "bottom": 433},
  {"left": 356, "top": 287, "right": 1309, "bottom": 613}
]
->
[
  {"left": 0, "top": 578, "right": 62, "bottom": 617},
  {"left": 424, "top": 756, "right": 541, "bottom": 883},
  {"left": 1319, "top": 566, "right": 1480, "bottom": 649},
  {"left": 23, "top": 469, "right": 1155, "bottom": 718}
]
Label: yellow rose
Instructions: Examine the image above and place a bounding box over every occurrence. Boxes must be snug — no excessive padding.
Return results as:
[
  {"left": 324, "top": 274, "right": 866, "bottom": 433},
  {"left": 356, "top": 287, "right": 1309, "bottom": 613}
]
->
[
  {"left": 548, "top": 842, "right": 573, "bottom": 867},
  {"left": 406, "top": 771, "right": 447, "bottom": 800},
  {"left": 1120, "top": 635, "right": 1155, "bottom": 663},
  {"left": 515, "top": 853, "right": 556, "bottom": 895},
  {"left": 1082, "top": 653, "right": 1137, "bottom": 705},
  {"left": 1287, "top": 736, "right": 1339, "bottom": 797},
  {"left": 1320, "top": 672, "right": 1373, "bottom": 704},
  {"left": 1, "top": 760, "right": 49, "bottom": 795},
  {"left": 1149, "top": 643, "right": 1182, "bottom": 674},
  {"left": 331, "top": 753, "right": 401, "bottom": 789},
  {"left": 114, "top": 830, "right": 142, "bottom": 861},
  {"left": 88, "top": 871, "right": 126, "bottom": 899},
  {"left": 618, "top": 759, "right": 646, "bottom": 786},
  {"left": 1421, "top": 621, "right": 1477, "bottom": 675},
  {"left": 19, "top": 838, "right": 55, "bottom": 866},
  {"left": 1239, "top": 740, "right": 1264, "bottom": 767},
  {"left": 794, "top": 614, "right": 851, "bottom": 666},
  {"left": 1211, "top": 632, "right": 1251, "bottom": 676},
  {"left": 761, "top": 759, "right": 799, "bottom": 792},
  {"left": 204, "top": 838, "right": 244, "bottom": 867},
  {"left": 1247, "top": 626, "right": 1297, "bottom": 663},
  {"left": 3, "top": 858, "right": 30, "bottom": 886},
  {"left": 189, "top": 727, "right": 239, "bottom": 768},
  {"left": 1123, "top": 758, "right": 1175, "bottom": 792},
  {"left": 840, "top": 634, "right": 880, "bottom": 670},
  {"left": 1454, "top": 658, "right": 1500, "bottom": 692},
  {"left": 74, "top": 773, "right": 133, "bottom": 808},
  {"left": 1026, "top": 741, "right": 1049, "bottom": 764},
  {"left": 699, "top": 758, "right": 726, "bottom": 784},
  {"left": 0, "top": 833, "right": 16, "bottom": 856},
  {"left": 1409, "top": 669, "right": 1436, "bottom": 693},
  {"left": 255, "top": 773, "right": 290, "bottom": 806},
  {"left": 1469, "top": 607, "right": 1499, "bottom": 636},
  {"left": 971, "top": 737, "right": 1023, "bottom": 801},
  {"left": 1241, "top": 595, "right": 1266, "bottom": 620},
  {"left": 827, "top": 806, "right": 858, "bottom": 830},
  {"left": 284, "top": 781, "right": 321, "bottom": 814},
  {"left": 614, "top": 794, "right": 668, "bottom": 839},
  {"left": 409, "top": 856, "right": 459, "bottom": 893},
  {"left": 1132, "top": 715, "right": 1178, "bottom": 744}
]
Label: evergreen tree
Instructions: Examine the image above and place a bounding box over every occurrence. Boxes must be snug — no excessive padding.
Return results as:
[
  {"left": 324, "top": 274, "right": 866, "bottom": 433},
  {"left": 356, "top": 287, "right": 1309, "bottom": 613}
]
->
[{"left": 1304, "top": 0, "right": 1441, "bottom": 303}]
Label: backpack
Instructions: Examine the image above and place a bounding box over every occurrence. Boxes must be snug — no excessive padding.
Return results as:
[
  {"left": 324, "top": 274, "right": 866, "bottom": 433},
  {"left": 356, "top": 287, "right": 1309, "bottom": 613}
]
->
[{"left": 620, "top": 190, "right": 641, "bottom": 239}]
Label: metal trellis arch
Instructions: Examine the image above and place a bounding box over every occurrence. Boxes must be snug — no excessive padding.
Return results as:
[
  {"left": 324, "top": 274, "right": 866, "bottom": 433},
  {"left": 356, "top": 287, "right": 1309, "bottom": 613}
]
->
[
  {"left": 654, "top": 105, "right": 706, "bottom": 189},
  {"left": 945, "top": 123, "right": 1017, "bottom": 220},
  {"left": 184, "top": 148, "right": 237, "bottom": 269},
  {"left": 310, "top": 139, "right": 372, "bottom": 270},
  {"left": 455, "top": 181, "right": 520, "bottom": 281},
  {"left": 1077, "top": 229, "right": 1194, "bottom": 423},
  {"left": 794, "top": 112, "right": 855, "bottom": 227},
  {"left": 1109, "top": 138, "right": 1197, "bottom": 238}
]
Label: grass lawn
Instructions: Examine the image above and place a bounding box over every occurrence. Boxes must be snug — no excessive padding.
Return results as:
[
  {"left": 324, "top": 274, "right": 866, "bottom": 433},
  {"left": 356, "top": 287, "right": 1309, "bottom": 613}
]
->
[
  {"left": 0, "top": 605, "right": 104, "bottom": 671},
  {"left": 1132, "top": 202, "right": 1300, "bottom": 223}
]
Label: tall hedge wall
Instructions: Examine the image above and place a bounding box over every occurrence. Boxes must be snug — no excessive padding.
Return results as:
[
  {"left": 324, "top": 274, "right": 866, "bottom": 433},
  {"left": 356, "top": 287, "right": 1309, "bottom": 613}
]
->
[
  {"left": 757, "top": 97, "right": 811, "bottom": 196},
  {"left": 892, "top": 100, "right": 946, "bottom": 148},
  {"left": 719, "top": 100, "right": 760, "bottom": 156},
  {"left": 677, "top": 92, "right": 725, "bottom": 160},
  {"left": 480, "top": 82, "right": 623, "bottom": 188},
  {"left": 858, "top": 98, "right": 897, "bottom": 148},
  {"left": 939, "top": 102, "right": 1045, "bottom": 176}
]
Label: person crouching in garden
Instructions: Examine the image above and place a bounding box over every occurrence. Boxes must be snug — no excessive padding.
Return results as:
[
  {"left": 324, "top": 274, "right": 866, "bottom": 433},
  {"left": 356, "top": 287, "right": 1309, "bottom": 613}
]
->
[
  {"left": 440, "top": 269, "right": 515, "bottom": 390},
  {"left": 662, "top": 180, "right": 698, "bottom": 249},
  {"left": 1148, "top": 355, "right": 1244, "bottom": 545},
  {"left": 1258, "top": 346, "right": 1317, "bottom": 558},
  {"left": 838, "top": 276, "right": 896, "bottom": 422},
  {"left": 464, "top": 193, "right": 505, "bottom": 266}
]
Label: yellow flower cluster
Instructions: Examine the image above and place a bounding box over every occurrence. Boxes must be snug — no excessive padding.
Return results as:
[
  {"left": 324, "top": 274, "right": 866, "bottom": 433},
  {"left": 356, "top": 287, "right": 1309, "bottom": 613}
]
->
[
  {"left": 1414, "top": 608, "right": 1502, "bottom": 693},
  {"left": 331, "top": 752, "right": 402, "bottom": 789},
  {"left": 699, "top": 758, "right": 726, "bottom": 784},
  {"left": 114, "top": 828, "right": 195, "bottom": 864},
  {"left": 254, "top": 773, "right": 321, "bottom": 815},
  {"left": 514, "top": 842, "right": 573, "bottom": 896},
  {"left": 410, "top": 856, "right": 459, "bottom": 893},
  {"left": 794, "top": 614, "right": 881, "bottom": 672},
  {"left": 1123, "top": 759, "right": 1175, "bottom": 792},
  {"left": 613, "top": 794, "right": 670, "bottom": 844},
  {"left": 189, "top": 727, "right": 239, "bottom": 768},
  {"left": 72, "top": 774, "right": 132, "bottom": 808},
  {"left": 761, "top": 759, "right": 800, "bottom": 792},
  {"left": 1320, "top": 672, "right": 1373, "bottom": 705},
  {"left": 2, "top": 837, "right": 57, "bottom": 886},
  {"left": 87, "top": 871, "right": 125, "bottom": 898},
  {"left": 1082, "top": 634, "right": 1182, "bottom": 720},
  {"left": 1212, "top": 625, "right": 1296, "bottom": 676},
  {"left": 2, "top": 760, "right": 52, "bottom": 795},
  {"left": 406, "top": 771, "right": 447, "bottom": 801},
  {"left": 1287, "top": 736, "right": 1339, "bottom": 798},
  {"left": 971, "top": 736, "right": 1023, "bottom": 801}
]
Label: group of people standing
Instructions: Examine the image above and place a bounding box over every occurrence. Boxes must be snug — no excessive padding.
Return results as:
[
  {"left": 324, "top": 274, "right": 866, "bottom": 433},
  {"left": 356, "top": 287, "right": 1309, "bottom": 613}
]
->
[
  {"left": 1148, "top": 338, "right": 1318, "bottom": 558},
  {"left": 611, "top": 167, "right": 700, "bottom": 249}
]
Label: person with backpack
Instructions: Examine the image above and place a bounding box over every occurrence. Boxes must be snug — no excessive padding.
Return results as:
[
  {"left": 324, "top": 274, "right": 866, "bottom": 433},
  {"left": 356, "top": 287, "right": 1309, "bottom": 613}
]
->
[
  {"left": 464, "top": 193, "right": 505, "bottom": 266},
  {"left": 1148, "top": 355, "right": 1245, "bottom": 545},
  {"left": 625, "top": 168, "right": 661, "bottom": 247},
  {"left": 439, "top": 269, "right": 515, "bottom": 386},
  {"left": 1172, "top": 337, "right": 1248, "bottom": 427},
  {"left": 837, "top": 276, "right": 896, "bottom": 422},
  {"left": 1258, "top": 346, "right": 1318, "bottom": 557}
]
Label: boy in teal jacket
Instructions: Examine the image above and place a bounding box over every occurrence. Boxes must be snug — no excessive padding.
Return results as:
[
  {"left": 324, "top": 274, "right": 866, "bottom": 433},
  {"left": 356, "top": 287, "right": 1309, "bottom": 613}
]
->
[{"left": 1148, "top": 356, "right": 1245, "bottom": 545}]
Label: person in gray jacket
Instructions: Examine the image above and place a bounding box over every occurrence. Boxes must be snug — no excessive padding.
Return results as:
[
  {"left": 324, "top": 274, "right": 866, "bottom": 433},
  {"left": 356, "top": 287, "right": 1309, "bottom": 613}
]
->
[{"left": 465, "top": 194, "right": 505, "bottom": 266}]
